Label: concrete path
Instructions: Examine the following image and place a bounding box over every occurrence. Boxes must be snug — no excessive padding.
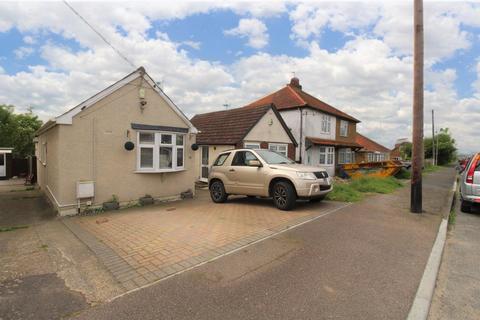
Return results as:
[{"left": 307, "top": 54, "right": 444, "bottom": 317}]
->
[
  {"left": 72, "top": 168, "right": 457, "bottom": 320},
  {"left": 428, "top": 194, "right": 480, "bottom": 319},
  {"left": 0, "top": 188, "right": 121, "bottom": 320}
]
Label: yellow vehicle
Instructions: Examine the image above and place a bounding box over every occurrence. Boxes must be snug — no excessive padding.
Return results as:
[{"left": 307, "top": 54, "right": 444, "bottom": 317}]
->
[{"left": 340, "top": 160, "right": 403, "bottom": 179}]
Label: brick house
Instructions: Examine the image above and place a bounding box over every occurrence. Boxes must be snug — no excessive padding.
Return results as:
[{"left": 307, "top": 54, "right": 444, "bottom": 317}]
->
[
  {"left": 355, "top": 133, "right": 391, "bottom": 162},
  {"left": 191, "top": 104, "right": 297, "bottom": 182},
  {"left": 245, "top": 77, "right": 361, "bottom": 177}
]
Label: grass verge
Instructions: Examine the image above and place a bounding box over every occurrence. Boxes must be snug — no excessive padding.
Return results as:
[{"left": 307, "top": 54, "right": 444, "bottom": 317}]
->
[
  {"left": 326, "top": 176, "right": 404, "bottom": 202},
  {"left": 423, "top": 164, "right": 441, "bottom": 174}
]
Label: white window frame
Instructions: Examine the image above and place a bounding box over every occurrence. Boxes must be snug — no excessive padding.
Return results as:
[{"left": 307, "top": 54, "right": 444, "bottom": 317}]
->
[
  {"left": 136, "top": 131, "right": 185, "bottom": 172},
  {"left": 367, "top": 153, "right": 374, "bottom": 162},
  {"left": 319, "top": 146, "right": 334, "bottom": 165},
  {"left": 321, "top": 114, "right": 331, "bottom": 133},
  {"left": 338, "top": 148, "right": 355, "bottom": 164},
  {"left": 268, "top": 143, "right": 288, "bottom": 157},
  {"left": 244, "top": 142, "right": 260, "bottom": 149},
  {"left": 340, "top": 120, "right": 349, "bottom": 137}
]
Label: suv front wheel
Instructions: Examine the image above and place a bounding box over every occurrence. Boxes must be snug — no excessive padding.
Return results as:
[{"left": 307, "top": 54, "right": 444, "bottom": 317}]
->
[
  {"left": 210, "top": 180, "right": 228, "bottom": 203},
  {"left": 272, "top": 181, "right": 296, "bottom": 211}
]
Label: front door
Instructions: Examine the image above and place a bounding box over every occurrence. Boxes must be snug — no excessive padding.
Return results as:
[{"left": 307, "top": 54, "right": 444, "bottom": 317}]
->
[
  {"left": 0, "top": 153, "right": 5, "bottom": 177},
  {"left": 200, "top": 146, "right": 209, "bottom": 182}
]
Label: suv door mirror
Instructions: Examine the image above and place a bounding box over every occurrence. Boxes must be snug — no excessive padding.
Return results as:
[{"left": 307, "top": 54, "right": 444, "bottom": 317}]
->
[{"left": 248, "top": 160, "right": 262, "bottom": 167}]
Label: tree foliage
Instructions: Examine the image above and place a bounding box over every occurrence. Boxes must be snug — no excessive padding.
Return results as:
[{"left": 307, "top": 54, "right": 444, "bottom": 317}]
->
[
  {"left": 0, "top": 104, "right": 43, "bottom": 158},
  {"left": 398, "top": 128, "right": 457, "bottom": 165},
  {"left": 425, "top": 128, "right": 457, "bottom": 165}
]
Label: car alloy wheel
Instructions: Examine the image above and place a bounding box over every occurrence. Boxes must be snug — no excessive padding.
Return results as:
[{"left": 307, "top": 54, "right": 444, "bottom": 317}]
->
[
  {"left": 274, "top": 184, "right": 288, "bottom": 207},
  {"left": 211, "top": 182, "right": 223, "bottom": 201}
]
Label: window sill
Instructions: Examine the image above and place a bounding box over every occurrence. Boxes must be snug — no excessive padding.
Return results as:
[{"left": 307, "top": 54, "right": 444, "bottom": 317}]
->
[{"left": 135, "top": 168, "right": 186, "bottom": 173}]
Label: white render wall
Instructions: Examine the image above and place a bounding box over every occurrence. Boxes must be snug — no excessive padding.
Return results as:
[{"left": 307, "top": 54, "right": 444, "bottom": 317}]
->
[
  {"left": 280, "top": 108, "right": 336, "bottom": 163},
  {"left": 305, "top": 145, "right": 336, "bottom": 177}
]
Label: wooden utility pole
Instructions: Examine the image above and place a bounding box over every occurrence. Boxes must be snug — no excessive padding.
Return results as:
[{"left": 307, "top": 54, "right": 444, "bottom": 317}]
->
[
  {"left": 411, "top": 0, "right": 424, "bottom": 213},
  {"left": 432, "top": 109, "right": 435, "bottom": 166}
]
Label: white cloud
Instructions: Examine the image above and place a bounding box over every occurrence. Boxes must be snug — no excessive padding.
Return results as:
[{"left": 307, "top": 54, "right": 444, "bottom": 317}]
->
[
  {"left": 14, "top": 46, "right": 34, "bottom": 59},
  {"left": 181, "top": 40, "right": 201, "bottom": 50},
  {"left": 23, "top": 35, "right": 36, "bottom": 44},
  {"left": 224, "top": 18, "right": 269, "bottom": 49},
  {"left": 0, "top": 1, "right": 479, "bottom": 154}
]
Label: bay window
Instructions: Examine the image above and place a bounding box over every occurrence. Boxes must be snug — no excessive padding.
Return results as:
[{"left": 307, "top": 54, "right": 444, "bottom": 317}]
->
[
  {"left": 338, "top": 148, "right": 355, "bottom": 164},
  {"left": 137, "top": 131, "right": 185, "bottom": 172}
]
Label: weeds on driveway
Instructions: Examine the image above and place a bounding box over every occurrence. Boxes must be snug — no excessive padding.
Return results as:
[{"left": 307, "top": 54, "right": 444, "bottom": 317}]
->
[
  {"left": 0, "top": 225, "right": 29, "bottom": 232},
  {"left": 327, "top": 176, "right": 404, "bottom": 202}
]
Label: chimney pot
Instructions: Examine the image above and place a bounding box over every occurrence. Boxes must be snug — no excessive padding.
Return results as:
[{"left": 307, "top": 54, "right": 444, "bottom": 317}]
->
[{"left": 289, "top": 77, "right": 302, "bottom": 89}]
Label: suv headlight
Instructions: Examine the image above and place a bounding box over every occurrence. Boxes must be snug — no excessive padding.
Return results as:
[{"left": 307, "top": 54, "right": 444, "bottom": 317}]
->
[{"left": 296, "top": 171, "right": 317, "bottom": 180}]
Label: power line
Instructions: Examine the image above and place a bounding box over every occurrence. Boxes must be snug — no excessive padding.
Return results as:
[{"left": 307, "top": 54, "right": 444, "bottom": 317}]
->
[{"left": 62, "top": 0, "right": 136, "bottom": 69}]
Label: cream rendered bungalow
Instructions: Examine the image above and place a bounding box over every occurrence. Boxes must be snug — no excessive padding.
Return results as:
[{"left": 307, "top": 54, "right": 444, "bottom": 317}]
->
[{"left": 35, "top": 67, "right": 198, "bottom": 216}]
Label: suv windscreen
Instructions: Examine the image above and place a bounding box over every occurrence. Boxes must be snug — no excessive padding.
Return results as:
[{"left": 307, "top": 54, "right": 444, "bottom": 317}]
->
[
  {"left": 213, "top": 153, "right": 230, "bottom": 166},
  {"left": 255, "top": 149, "right": 295, "bottom": 164}
]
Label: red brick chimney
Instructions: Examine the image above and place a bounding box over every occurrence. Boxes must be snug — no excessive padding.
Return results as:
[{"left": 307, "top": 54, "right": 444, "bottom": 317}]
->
[{"left": 289, "top": 77, "right": 302, "bottom": 89}]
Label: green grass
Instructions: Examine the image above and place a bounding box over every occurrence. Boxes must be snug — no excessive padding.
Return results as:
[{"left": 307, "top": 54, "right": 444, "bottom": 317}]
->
[
  {"left": 0, "top": 225, "right": 29, "bottom": 232},
  {"left": 326, "top": 176, "right": 404, "bottom": 202},
  {"left": 395, "top": 168, "right": 411, "bottom": 180},
  {"left": 350, "top": 176, "right": 404, "bottom": 194},
  {"left": 423, "top": 164, "right": 441, "bottom": 174},
  {"left": 325, "top": 183, "right": 364, "bottom": 202}
]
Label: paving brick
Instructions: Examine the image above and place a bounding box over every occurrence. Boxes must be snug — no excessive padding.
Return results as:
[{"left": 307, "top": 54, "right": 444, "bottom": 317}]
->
[{"left": 67, "top": 190, "right": 338, "bottom": 288}]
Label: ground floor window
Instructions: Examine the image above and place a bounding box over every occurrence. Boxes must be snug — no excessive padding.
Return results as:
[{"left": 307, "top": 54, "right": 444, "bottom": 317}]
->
[
  {"left": 338, "top": 148, "right": 355, "bottom": 164},
  {"left": 268, "top": 143, "right": 288, "bottom": 157},
  {"left": 319, "top": 146, "right": 334, "bottom": 165},
  {"left": 137, "top": 131, "right": 185, "bottom": 172},
  {"left": 368, "top": 152, "right": 387, "bottom": 162}
]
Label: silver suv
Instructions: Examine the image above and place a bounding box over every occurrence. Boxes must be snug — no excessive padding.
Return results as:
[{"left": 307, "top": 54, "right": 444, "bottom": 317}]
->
[
  {"left": 208, "top": 149, "right": 332, "bottom": 210},
  {"left": 460, "top": 152, "right": 480, "bottom": 212}
]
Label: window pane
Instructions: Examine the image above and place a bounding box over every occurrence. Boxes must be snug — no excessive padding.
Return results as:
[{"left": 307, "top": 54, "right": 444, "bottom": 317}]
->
[
  {"left": 319, "top": 154, "right": 326, "bottom": 164},
  {"left": 161, "top": 134, "right": 172, "bottom": 145},
  {"left": 176, "top": 135, "right": 184, "bottom": 146},
  {"left": 177, "top": 148, "right": 184, "bottom": 167},
  {"left": 139, "top": 133, "right": 154, "bottom": 144},
  {"left": 0, "top": 154, "right": 4, "bottom": 166},
  {"left": 140, "top": 148, "right": 153, "bottom": 168},
  {"left": 159, "top": 147, "right": 173, "bottom": 168},
  {"left": 214, "top": 153, "right": 230, "bottom": 166},
  {"left": 327, "top": 153, "right": 334, "bottom": 164}
]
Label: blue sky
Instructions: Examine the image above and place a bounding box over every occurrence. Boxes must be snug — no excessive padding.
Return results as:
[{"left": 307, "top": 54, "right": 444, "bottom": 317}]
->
[{"left": 0, "top": 1, "right": 479, "bottom": 152}]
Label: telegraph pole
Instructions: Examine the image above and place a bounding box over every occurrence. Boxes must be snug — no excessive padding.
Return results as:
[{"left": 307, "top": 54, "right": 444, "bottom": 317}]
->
[
  {"left": 432, "top": 109, "right": 435, "bottom": 166},
  {"left": 411, "top": 0, "right": 424, "bottom": 213}
]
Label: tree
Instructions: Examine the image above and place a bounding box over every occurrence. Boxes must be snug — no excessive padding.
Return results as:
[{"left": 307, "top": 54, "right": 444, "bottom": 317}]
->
[
  {"left": 424, "top": 128, "right": 456, "bottom": 165},
  {"left": 0, "top": 104, "right": 43, "bottom": 158}
]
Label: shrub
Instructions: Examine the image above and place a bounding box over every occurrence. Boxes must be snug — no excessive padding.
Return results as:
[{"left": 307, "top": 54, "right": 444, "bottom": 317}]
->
[{"left": 395, "top": 168, "right": 411, "bottom": 179}]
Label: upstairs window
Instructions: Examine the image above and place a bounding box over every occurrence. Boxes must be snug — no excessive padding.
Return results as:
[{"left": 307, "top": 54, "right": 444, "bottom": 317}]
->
[
  {"left": 340, "top": 120, "right": 349, "bottom": 137},
  {"left": 321, "top": 114, "right": 331, "bottom": 133},
  {"left": 137, "top": 132, "right": 185, "bottom": 172}
]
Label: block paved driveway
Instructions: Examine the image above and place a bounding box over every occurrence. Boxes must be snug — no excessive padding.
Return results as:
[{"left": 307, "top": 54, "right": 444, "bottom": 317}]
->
[{"left": 64, "top": 190, "right": 346, "bottom": 292}]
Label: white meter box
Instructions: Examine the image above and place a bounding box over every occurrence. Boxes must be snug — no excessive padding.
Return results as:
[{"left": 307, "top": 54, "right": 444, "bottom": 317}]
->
[{"left": 77, "top": 181, "right": 95, "bottom": 199}]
